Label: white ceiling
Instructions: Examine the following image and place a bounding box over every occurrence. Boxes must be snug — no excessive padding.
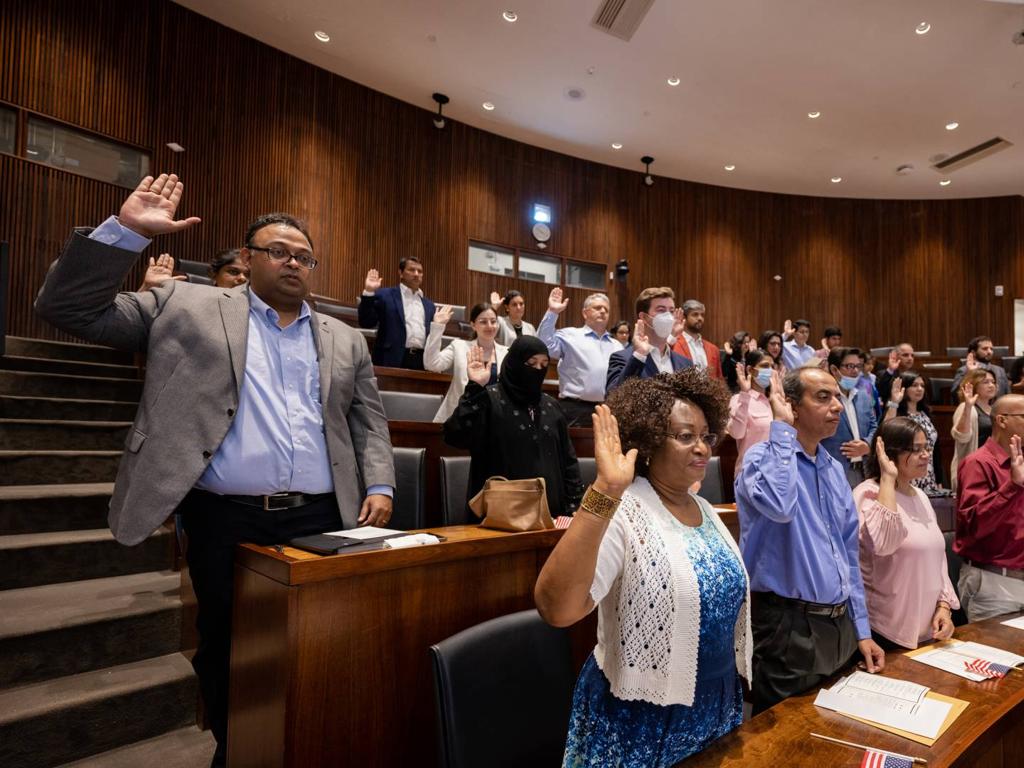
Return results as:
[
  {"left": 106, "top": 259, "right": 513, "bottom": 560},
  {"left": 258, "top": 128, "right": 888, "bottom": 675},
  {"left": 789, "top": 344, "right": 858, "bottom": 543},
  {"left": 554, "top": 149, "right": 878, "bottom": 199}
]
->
[{"left": 176, "top": 0, "right": 1024, "bottom": 199}]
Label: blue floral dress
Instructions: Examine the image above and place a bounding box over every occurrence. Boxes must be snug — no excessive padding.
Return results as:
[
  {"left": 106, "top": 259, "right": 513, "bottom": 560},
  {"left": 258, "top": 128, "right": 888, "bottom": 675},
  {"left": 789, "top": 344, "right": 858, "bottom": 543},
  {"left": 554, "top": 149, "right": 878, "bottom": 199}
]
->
[{"left": 562, "top": 510, "right": 746, "bottom": 768}]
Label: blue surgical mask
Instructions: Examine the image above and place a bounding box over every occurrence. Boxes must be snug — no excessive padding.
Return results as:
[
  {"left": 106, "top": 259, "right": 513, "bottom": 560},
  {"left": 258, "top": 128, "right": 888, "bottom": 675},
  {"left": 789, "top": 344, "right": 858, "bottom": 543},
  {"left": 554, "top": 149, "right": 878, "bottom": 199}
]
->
[
  {"left": 755, "top": 369, "right": 773, "bottom": 388},
  {"left": 840, "top": 375, "right": 860, "bottom": 391}
]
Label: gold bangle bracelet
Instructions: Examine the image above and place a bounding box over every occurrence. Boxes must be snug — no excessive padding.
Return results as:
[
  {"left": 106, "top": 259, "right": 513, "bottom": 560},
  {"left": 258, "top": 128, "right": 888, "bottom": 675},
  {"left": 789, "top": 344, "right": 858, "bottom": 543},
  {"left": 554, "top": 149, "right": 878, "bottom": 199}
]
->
[{"left": 579, "top": 485, "right": 621, "bottom": 520}]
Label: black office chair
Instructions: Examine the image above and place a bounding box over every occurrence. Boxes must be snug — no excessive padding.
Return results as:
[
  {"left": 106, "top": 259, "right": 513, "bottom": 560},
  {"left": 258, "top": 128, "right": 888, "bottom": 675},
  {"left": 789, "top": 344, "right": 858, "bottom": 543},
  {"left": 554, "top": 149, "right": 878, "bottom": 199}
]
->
[
  {"left": 391, "top": 447, "right": 425, "bottom": 530},
  {"left": 929, "top": 377, "right": 954, "bottom": 406},
  {"left": 177, "top": 258, "right": 214, "bottom": 285},
  {"left": 430, "top": 609, "right": 575, "bottom": 768},
  {"left": 696, "top": 456, "right": 724, "bottom": 504},
  {"left": 946, "top": 347, "right": 968, "bottom": 358},
  {"left": 577, "top": 457, "right": 597, "bottom": 487},
  {"left": 380, "top": 391, "right": 443, "bottom": 421},
  {"left": 440, "top": 455, "right": 473, "bottom": 525},
  {"left": 943, "top": 531, "right": 969, "bottom": 627}
]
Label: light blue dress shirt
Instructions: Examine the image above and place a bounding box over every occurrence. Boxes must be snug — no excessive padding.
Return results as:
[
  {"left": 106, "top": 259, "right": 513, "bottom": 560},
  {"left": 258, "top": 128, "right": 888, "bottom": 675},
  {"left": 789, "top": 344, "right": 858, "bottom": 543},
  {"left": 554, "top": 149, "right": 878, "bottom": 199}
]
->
[
  {"left": 87, "top": 216, "right": 392, "bottom": 499},
  {"left": 734, "top": 421, "right": 871, "bottom": 639},
  {"left": 537, "top": 310, "right": 623, "bottom": 402},
  {"left": 781, "top": 339, "right": 816, "bottom": 370}
]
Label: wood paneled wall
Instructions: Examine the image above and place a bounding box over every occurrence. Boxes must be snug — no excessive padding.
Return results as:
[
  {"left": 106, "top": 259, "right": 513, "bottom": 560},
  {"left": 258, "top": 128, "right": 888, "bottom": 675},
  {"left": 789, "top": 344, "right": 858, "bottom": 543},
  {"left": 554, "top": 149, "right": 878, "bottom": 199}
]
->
[{"left": 2, "top": 0, "right": 1023, "bottom": 351}]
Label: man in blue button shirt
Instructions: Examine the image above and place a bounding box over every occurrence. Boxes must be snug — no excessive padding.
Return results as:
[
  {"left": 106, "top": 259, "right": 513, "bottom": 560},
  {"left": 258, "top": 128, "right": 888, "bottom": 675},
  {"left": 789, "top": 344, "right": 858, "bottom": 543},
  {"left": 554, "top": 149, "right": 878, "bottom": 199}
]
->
[
  {"left": 735, "top": 367, "right": 885, "bottom": 713},
  {"left": 36, "top": 174, "right": 395, "bottom": 766}
]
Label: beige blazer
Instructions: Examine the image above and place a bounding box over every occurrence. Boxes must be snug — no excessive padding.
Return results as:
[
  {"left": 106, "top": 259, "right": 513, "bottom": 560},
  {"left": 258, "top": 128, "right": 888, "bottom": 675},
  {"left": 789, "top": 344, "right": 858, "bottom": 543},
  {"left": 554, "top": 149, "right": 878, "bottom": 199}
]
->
[
  {"left": 35, "top": 231, "right": 394, "bottom": 545},
  {"left": 495, "top": 316, "right": 537, "bottom": 348},
  {"left": 424, "top": 322, "right": 507, "bottom": 423},
  {"left": 950, "top": 401, "right": 980, "bottom": 493}
]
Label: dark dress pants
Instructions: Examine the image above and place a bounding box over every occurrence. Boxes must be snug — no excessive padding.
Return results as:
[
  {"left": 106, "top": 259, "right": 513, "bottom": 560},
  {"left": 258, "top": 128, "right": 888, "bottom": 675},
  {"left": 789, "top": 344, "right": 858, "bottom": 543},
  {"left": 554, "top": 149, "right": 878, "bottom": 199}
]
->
[
  {"left": 179, "top": 490, "right": 342, "bottom": 764},
  {"left": 557, "top": 398, "right": 600, "bottom": 427},
  {"left": 750, "top": 593, "right": 859, "bottom": 714}
]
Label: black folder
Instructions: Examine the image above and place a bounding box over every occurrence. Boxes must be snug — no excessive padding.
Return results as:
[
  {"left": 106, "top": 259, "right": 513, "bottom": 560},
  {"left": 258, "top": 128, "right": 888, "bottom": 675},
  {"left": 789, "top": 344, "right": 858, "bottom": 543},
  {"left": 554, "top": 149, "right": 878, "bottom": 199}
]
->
[{"left": 288, "top": 532, "right": 404, "bottom": 555}]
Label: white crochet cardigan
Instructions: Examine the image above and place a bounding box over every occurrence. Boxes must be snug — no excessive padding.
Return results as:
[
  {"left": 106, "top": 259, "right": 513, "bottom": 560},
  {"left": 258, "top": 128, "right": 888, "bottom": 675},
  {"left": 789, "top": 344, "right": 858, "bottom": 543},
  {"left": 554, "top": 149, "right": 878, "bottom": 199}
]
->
[{"left": 589, "top": 477, "right": 753, "bottom": 706}]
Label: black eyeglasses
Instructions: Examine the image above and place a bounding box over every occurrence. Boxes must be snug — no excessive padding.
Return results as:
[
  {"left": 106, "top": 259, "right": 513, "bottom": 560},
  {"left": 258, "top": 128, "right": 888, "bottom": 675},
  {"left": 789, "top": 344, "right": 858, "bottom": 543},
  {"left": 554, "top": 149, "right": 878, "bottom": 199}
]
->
[
  {"left": 247, "top": 245, "right": 318, "bottom": 270},
  {"left": 664, "top": 432, "right": 719, "bottom": 448}
]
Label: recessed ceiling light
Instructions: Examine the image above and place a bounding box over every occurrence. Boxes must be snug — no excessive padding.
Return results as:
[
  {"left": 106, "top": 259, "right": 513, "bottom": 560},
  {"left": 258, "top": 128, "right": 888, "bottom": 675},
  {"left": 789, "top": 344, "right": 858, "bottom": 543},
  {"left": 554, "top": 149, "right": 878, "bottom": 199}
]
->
[
  {"left": 611, "top": 143, "right": 623, "bottom": 150},
  {"left": 830, "top": 176, "right": 842, "bottom": 183},
  {"left": 166, "top": 142, "right": 185, "bottom": 153},
  {"left": 314, "top": 30, "right": 330, "bottom": 42},
  {"left": 724, "top": 164, "right": 736, "bottom": 171},
  {"left": 807, "top": 111, "right": 821, "bottom": 119},
  {"left": 945, "top": 121, "right": 959, "bottom": 131},
  {"left": 482, "top": 102, "right": 495, "bottom": 111},
  {"left": 940, "top": 179, "right": 952, "bottom": 186},
  {"left": 667, "top": 77, "right": 681, "bottom": 86},
  {"left": 502, "top": 10, "right": 518, "bottom": 22},
  {"left": 915, "top": 22, "right": 930, "bottom": 35}
]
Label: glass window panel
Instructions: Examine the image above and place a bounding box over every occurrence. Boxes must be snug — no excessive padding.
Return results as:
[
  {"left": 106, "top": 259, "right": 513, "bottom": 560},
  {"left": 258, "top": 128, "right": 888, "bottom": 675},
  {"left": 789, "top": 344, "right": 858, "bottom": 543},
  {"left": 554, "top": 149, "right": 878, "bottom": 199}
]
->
[
  {"left": 567, "top": 261, "right": 606, "bottom": 290},
  {"left": 518, "top": 251, "right": 561, "bottom": 285},
  {"left": 25, "top": 116, "right": 150, "bottom": 188},
  {"left": 0, "top": 106, "right": 15, "bottom": 155},
  {"left": 467, "top": 242, "right": 514, "bottom": 277}
]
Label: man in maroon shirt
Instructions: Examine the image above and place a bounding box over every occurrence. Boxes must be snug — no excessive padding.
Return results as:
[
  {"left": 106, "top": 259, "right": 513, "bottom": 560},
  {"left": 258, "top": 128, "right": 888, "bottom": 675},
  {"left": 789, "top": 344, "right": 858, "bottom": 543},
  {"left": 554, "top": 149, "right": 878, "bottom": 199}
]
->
[{"left": 954, "top": 394, "right": 1024, "bottom": 621}]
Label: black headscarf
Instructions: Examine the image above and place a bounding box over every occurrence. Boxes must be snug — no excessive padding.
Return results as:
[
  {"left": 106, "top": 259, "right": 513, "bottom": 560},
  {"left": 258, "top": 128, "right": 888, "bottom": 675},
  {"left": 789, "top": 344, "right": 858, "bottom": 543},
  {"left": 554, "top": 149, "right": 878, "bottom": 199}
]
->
[{"left": 499, "top": 335, "right": 549, "bottom": 406}]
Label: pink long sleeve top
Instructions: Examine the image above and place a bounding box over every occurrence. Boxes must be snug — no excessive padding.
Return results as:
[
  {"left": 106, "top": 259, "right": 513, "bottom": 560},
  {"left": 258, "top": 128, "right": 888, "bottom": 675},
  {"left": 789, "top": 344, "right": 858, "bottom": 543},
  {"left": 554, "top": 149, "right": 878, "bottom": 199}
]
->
[
  {"left": 853, "top": 480, "right": 960, "bottom": 649},
  {"left": 727, "top": 390, "right": 772, "bottom": 465}
]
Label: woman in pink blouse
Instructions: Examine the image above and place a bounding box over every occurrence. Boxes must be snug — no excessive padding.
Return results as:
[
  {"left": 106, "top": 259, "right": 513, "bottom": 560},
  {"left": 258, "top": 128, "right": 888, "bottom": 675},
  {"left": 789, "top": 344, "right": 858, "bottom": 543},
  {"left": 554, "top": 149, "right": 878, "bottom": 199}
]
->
[
  {"left": 726, "top": 349, "right": 774, "bottom": 465},
  {"left": 853, "top": 417, "right": 959, "bottom": 650}
]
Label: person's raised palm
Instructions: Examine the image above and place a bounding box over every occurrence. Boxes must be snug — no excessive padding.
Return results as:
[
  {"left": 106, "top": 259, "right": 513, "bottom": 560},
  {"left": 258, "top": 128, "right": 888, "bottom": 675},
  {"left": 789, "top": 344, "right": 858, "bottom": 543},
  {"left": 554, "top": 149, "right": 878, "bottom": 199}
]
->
[
  {"left": 632, "top": 319, "right": 652, "bottom": 356},
  {"left": 466, "top": 345, "right": 491, "bottom": 387},
  {"left": 1010, "top": 435, "right": 1024, "bottom": 487},
  {"left": 887, "top": 349, "right": 900, "bottom": 372},
  {"left": 966, "top": 351, "right": 978, "bottom": 371},
  {"left": 364, "top": 269, "right": 383, "bottom": 292},
  {"left": 963, "top": 382, "right": 978, "bottom": 408},
  {"left": 671, "top": 308, "right": 686, "bottom": 338},
  {"left": 783, "top": 319, "right": 794, "bottom": 337},
  {"left": 548, "top": 287, "right": 569, "bottom": 314},
  {"left": 875, "top": 437, "right": 898, "bottom": 479},
  {"left": 489, "top": 291, "right": 502, "bottom": 309},
  {"left": 140, "top": 253, "right": 186, "bottom": 291},
  {"left": 592, "top": 404, "right": 636, "bottom": 497},
  {"left": 768, "top": 370, "right": 794, "bottom": 424},
  {"left": 737, "top": 362, "right": 751, "bottom": 392},
  {"left": 118, "top": 174, "right": 201, "bottom": 238},
  {"left": 434, "top": 304, "right": 454, "bottom": 325},
  {"left": 890, "top": 376, "right": 905, "bottom": 405}
]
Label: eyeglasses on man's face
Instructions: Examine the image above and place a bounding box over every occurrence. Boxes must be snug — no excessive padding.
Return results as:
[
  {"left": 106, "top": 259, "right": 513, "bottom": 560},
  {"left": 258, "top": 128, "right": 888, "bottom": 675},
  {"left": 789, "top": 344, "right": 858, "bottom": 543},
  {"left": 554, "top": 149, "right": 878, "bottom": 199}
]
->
[
  {"left": 247, "top": 245, "right": 318, "bottom": 270},
  {"left": 838, "top": 362, "right": 864, "bottom": 373},
  {"left": 664, "top": 432, "right": 719, "bottom": 449}
]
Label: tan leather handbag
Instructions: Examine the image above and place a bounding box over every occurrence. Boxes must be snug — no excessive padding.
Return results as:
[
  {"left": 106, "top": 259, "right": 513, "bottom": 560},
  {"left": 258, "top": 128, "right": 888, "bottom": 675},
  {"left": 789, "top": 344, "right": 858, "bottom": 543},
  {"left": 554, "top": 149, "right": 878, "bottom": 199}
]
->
[{"left": 468, "top": 476, "right": 554, "bottom": 532}]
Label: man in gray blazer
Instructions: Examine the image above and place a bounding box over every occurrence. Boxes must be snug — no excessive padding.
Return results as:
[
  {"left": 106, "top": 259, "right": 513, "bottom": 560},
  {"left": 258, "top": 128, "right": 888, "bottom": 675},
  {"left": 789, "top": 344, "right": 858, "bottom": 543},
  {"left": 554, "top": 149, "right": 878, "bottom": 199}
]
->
[{"left": 35, "top": 173, "right": 395, "bottom": 767}]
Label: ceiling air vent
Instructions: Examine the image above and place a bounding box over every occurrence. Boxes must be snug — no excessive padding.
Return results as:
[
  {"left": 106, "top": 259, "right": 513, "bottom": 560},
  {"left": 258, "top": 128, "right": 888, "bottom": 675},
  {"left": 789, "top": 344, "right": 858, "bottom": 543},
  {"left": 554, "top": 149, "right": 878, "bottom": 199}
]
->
[
  {"left": 932, "top": 137, "right": 1014, "bottom": 173},
  {"left": 591, "top": 0, "right": 656, "bottom": 41}
]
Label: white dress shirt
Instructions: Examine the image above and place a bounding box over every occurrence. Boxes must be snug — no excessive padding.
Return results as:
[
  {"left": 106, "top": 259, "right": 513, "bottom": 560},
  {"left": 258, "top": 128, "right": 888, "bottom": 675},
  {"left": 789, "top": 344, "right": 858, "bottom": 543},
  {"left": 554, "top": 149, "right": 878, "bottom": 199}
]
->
[
  {"left": 400, "top": 282, "right": 426, "bottom": 349},
  {"left": 634, "top": 345, "right": 674, "bottom": 374},
  {"left": 537, "top": 310, "right": 623, "bottom": 402},
  {"left": 683, "top": 332, "right": 708, "bottom": 369}
]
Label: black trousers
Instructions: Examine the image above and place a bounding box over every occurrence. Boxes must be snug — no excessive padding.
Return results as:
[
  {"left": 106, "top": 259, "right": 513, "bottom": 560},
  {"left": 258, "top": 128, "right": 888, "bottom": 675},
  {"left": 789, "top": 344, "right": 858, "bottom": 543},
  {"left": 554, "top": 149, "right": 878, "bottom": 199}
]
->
[
  {"left": 401, "top": 348, "right": 425, "bottom": 370},
  {"left": 557, "top": 397, "right": 600, "bottom": 427},
  {"left": 179, "top": 490, "right": 342, "bottom": 762},
  {"left": 750, "top": 593, "right": 859, "bottom": 714}
]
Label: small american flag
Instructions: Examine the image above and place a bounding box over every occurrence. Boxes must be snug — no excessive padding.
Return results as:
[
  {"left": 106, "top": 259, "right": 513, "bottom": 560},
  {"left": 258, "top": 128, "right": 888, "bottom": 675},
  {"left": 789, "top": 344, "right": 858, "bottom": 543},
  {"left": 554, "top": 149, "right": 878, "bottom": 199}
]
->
[
  {"left": 861, "top": 749, "right": 913, "bottom": 768},
  {"left": 964, "top": 658, "right": 1012, "bottom": 678},
  {"left": 554, "top": 516, "right": 573, "bottom": 529}
]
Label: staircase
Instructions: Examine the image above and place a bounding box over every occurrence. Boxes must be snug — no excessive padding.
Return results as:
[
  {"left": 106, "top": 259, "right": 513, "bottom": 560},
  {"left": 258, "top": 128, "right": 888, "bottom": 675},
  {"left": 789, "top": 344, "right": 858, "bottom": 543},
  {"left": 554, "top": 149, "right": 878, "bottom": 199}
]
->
[{"left": 0, "top": 337, "right": 213, "bottom": 767}]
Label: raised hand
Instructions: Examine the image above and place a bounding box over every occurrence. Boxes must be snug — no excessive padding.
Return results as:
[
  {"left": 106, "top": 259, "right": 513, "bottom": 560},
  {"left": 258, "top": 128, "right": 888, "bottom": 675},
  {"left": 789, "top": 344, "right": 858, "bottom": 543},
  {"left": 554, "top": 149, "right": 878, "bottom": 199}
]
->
[
  {"left": 1010, "top": 435, "right": 1024, "bottom": 487},
  {"left": 139, "top": 253, "right": 186, "bottom": 291},
  {"left": 548, "top": 287, "right": 569, "bottom": 314},
  {"left": 768, "top": 370, "right": 794, "bottom": 424},
  {"left": 737, "top": 362, "right": 751, "bottom": 392},
  {"left": 466, "top": 344, "right": 491, "bottom": 387},
  {"left": 118, "top": 174, "right": 201, "bottom": 238},
  {"left": 722, "top": 340, "right": 733, "bottom": 355},
  {"left": 963, "top": 381, "right": 978, "bottom": 408},
  {"left": 364, "top": 269, "right": 382, "bottom": 293},
  {"left": 671, "top": 308, "right": 686, "bottom": 339},
  {"left": 889, "top": 376, "right": 905, "bottom": 405},
  {"left": 632, "top": 319, "right": 652, "bottom": 356},
  {"left": 591, "top": 404, "right": 637, "bottom": 498},
  {"left": 489, "top": 291, "right": 502, "bottom": 309},
  {"left": 433, "top": 304, "right": 454, "bottom": 326},
  {"left": 966, "top": 351, "right": 978, "bottom": 371},
  {"left": 783, "top": 319, "right": 794, "bottom": 338},
  {"left": 887, "top": 348, "right": 900, "bottom": 373},
  {"left": 875, "top": 437, "right": 898, "bottom": 479},
  {"left": 820, "top": 337, "right": 830, "bottom": 352},
  {"left": 746, "top": 337, "right": 758, "bottom": 353}
]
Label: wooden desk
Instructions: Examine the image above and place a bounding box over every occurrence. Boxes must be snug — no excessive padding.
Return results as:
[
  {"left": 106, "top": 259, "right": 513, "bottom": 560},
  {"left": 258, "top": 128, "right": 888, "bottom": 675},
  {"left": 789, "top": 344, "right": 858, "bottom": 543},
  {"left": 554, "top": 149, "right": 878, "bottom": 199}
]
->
[
  {"left": 373, "top": 365, "right": 559, "bottom": 396},
  {"left": 226, "top": 526, "right": 593, "bottom": 767},
  {"left": 678, "top": 613, "right": 1024, "bottom": 767}
]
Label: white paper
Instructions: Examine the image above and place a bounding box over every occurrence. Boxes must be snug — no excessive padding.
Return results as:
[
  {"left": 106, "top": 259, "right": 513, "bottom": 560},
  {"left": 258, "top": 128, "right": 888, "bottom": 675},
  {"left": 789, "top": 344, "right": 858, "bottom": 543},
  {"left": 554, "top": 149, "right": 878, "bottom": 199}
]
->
[
  {"left": 910, "top": 639, "right": 1024, "bottom": 680},
  {"left": 323, "top": 526, "right": 406, "bottom": 540},
  {"left": 831, "top": 670, "right": 928, "bottom": 704},
  {"left": 383, "top": 533, "right": 441, "bottom": 549},
  {"left": 908, "top": 647, "right": 989, "bottom": 681},
  {"left": 1001, "top": 616, "right": 1024, "bottom": 630},
  {"left": 814, "top": 673, "right": 951, "bottom": 739}
]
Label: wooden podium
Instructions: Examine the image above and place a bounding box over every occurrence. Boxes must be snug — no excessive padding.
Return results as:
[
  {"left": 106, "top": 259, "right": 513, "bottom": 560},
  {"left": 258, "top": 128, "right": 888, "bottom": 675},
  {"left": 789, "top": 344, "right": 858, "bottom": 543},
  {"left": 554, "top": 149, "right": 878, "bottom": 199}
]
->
[{"left": 226, "top": 526, "right": 584, "bottom": 767}]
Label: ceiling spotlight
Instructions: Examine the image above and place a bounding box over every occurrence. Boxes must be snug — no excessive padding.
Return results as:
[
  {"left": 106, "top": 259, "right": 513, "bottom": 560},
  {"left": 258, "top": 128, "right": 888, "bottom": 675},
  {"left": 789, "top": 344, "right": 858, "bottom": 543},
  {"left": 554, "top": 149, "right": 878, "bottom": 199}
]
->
[
  {"left": 724, "top": 164, "right": 736, "bottom": 171},
  {"left": 940, "top": 179, "right": 952, "bottom": 186},
  {"left": 482, "top": 101, "right": 495, "bottom": 111},
  {"left": 807, "top": 111, "right": 821, "bottom": 119},
  {"left": 641, "top": 155, "right": 655, "bottom": 186},
  {"left": 314, "top": 30, "right": 330, "bottom": 42},
  {"left": 915, "top": 22, "right": 930, "bottom": 35},
  {"left": 611, "top": 142, "right": 623, "bottom": 149},
  {"left": 830, "top": 176, "right": 843, "bottom": 183},
  {"left": 431, "top": 92, "right": 449, "bottom": 129},
  {"left": 667, "top": 77, "right": 681, "bottom": 86},
  {"left": 166, "top": 142, "right": 185, "bottom": 153},
  {"left": 945, "top": 121, "right": 959, "bottom": 131},
  {"left": 502, "top": 10, "right": 518, "bottom": 22}
]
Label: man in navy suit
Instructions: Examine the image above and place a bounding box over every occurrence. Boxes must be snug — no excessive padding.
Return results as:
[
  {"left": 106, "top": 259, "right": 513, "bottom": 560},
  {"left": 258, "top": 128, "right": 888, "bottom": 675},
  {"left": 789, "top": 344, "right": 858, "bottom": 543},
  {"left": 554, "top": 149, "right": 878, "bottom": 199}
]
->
[
  {"left": 606, "top": 286, "right": 693, "bottom": 394},
  {"left": 821, "top": 346, "right": 878, "bottom": 487},
  {"left": 358, "top": 258, "right": 437, "bottom": 369}
]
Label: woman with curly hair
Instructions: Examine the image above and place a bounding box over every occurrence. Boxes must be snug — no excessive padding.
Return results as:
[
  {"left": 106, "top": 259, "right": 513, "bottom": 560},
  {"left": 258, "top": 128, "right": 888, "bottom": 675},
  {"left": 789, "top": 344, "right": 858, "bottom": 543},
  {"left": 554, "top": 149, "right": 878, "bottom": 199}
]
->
[{"left": 535, "top": 370, "right": 751, "bottom": 768}]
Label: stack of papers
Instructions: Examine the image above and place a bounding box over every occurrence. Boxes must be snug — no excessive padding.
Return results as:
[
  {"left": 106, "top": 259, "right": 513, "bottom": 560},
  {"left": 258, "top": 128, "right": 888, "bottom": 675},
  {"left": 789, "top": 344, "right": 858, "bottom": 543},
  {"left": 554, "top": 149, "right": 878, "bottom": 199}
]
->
[
  {"left": 1001, "top": 616, "right": 1024, "bottom": 630},
  {"left": 324, "top": 526, "right": 406, "bottom": 541},
  {"left": 907, "top": 640, "right": 1024, "bottom": 681},
  {"left": 814, "top": 672, "right": 952, "bottom": 740}
]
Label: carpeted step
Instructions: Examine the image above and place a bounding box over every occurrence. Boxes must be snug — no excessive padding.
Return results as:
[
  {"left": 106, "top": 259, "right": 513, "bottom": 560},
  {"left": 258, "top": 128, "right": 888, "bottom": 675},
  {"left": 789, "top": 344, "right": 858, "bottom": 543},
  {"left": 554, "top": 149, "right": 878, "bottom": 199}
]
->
[
  {"left": 0, "top": 355, "right": 139, "bottom": 380},
  {"left": 0, "top": 419, "right": 131, "bottom": 451},
  {"left": 0, "top": 527, "right": 172, "bottom": 590},
  {"left": 0, "top": 395, "right": 138, "bottom": 422},
  {"left": 0, "top": 653, "right": 197, "bottom": 768},
  {"left": 0, "top": 483, "right": 113, "bottom": 535},
  {"left": 3, "top": 336, "right": 133, "bottom": 366},
  {"left": 58, "top": 725, "right": 216, "bottom": 768},
  {"left": 0, "top": 450, "right": 122, "bottom": 485},
  {"left": 0, "top": 571, "right": 182, "bottom": 687},
  {"left": 0, "top": 370, "right": 142, "bottom": 401}
]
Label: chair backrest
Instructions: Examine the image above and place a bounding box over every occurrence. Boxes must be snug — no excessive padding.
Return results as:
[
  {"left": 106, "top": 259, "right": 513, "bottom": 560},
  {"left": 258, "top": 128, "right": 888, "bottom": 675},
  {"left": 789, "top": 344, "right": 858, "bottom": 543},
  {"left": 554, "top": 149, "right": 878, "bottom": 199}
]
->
[
  {"left": 177, "top": 258, "right": 214, "bottom": 285},
  {"left": 313, "top": 300, "right": 359, "bottom": 322},
  {"left": 1002, "top": 356, "right": 1020, "bottom": 375},
  {"left": 440, "top": 456, "right": 473, "bottom": 525},
  {"left": 430, "top": 609, "right": 574, "bottom": 768},
  {"left": 946, "top": 346, "right": 968, "bottom": 358},
  {"left": 943, "top": 531, "right": 968, "bottom": 627},
  {"left": 697, "top": 456, "right": 724, "bottom": 504},
  {"left": 391, "top": 447, "right": 425, "bottom": 530},
  {"left": 869, "top": 347, "right": 894, "bottom": 357},
  {"left": 577, "top": 457, "right": 597, "bottom": 487},
  {"left": 993, "top": 346, "right": 1009, "bottom": 357},
  {"left": 380, "top": 391, "right": 443, "bottom": 422},
  {"left": 929, "top": 377, "right": 954, "bottom": 406}
]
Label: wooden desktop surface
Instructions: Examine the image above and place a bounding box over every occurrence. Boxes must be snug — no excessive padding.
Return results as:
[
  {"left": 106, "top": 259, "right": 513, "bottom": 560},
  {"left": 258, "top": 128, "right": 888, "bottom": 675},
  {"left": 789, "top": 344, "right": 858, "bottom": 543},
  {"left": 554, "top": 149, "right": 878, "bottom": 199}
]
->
[{"left": 677, "top": 613, "right": 1024, "bottom": 767}]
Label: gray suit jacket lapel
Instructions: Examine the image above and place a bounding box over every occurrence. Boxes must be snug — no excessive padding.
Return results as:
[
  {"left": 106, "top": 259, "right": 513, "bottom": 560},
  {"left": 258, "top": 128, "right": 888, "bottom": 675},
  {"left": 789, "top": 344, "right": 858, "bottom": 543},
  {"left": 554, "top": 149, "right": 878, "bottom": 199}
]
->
[
  {"left": 219, "top": 288, "right": 250, "bottom": 396},
  {"left": 312, "top": 310, "right": 334, "bottom": 407}
]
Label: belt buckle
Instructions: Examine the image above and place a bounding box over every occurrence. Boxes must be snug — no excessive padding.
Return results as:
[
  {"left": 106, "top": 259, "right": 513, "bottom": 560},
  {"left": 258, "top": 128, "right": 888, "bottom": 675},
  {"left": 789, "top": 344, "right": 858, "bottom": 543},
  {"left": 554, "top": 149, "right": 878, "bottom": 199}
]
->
[
  {"left": 263, "top": 493, "right": 292, "bottom": 511},
  {"left": 831, "top": 604, "right": 845, "bottom": 619}
]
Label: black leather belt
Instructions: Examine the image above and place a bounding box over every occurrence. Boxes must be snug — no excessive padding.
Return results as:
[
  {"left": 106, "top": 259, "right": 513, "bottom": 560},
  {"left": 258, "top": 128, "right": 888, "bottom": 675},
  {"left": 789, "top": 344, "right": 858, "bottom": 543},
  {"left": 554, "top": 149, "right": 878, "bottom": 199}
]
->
[
  {"left": 755, "top": 591, "right": 848, "bottom": 619},
  {"left": 404, "top": 348, "right": 423, "bottom": 354},
  {"left": 966, "top": 560, "right": 1024, "bottom": 581},
  {"left": 217, "top": 491, "right": 334, "bottom": 511}
]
